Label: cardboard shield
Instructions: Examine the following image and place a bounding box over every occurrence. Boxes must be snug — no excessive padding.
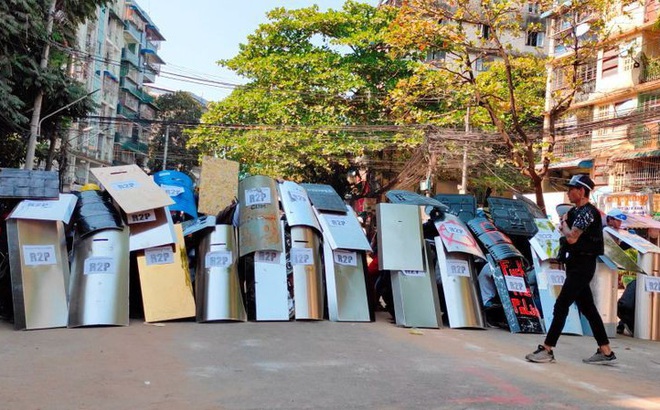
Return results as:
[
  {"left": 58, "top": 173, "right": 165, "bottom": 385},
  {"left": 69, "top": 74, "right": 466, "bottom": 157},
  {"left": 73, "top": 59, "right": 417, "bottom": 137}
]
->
[
  {"left": 238, "top": 176, "right": 283, "bottom": 257},
  {"left": 290, "top": 226, "right": 324, "bottom": 320},
  {"left": 136, "top": 224, "right": 196, "bottom": 323},
  {"left": 196, "top": 225, "right": 246, "bottom": 322},
  {"left": 68, "top": 228, "right": 130, "bottom": 327}
]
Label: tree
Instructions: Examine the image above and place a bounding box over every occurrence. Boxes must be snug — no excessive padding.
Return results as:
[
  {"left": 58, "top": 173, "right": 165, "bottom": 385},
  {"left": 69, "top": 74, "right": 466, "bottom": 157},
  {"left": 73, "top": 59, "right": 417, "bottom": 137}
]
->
[
  {"left": 148, "top": 91, "right": 205, "bottom": 174},
  {"left": 383, "top": 0, "right": 628, "bottom": 211},
  {"left": 188, "top": 1, "right": 416, "bottom": 185},
  {"left": 0, "top": 0, "right": 106, "bottom": 168}
]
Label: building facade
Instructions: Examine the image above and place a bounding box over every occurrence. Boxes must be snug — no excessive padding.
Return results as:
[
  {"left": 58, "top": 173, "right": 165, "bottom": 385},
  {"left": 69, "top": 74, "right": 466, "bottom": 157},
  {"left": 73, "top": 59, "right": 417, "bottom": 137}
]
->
[
  {"left": 544, "top": 0, "right": 660, "bottom": 215},
  {"left": 66, "top": 0, "right": 164, "bottom": 187}
]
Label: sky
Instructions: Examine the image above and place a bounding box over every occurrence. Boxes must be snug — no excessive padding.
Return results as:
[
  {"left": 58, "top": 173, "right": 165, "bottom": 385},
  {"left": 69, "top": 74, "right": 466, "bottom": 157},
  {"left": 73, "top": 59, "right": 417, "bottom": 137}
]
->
[{"left": 142, "top": 0, "right": 380, "bottom": 102}]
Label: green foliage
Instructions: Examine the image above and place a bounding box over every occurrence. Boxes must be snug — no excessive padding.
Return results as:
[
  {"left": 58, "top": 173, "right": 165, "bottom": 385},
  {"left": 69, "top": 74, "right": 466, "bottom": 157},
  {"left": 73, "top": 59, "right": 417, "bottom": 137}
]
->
[
  {"left": 188, "top": 1, "right": 415, "bottom": 181},
  {"left": 149, "top": 91, "right": 205, "bottom": 173},
  {"left": 0, "top": 0, "right": 107, "bottom": 167}
]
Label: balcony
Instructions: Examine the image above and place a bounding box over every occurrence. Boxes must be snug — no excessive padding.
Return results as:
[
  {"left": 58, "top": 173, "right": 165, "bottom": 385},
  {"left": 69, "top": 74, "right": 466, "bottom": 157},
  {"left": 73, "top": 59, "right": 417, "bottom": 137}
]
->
[
  {"left": 121, "top": 48, "right": 139, "bottom": 68},
  {"left": 123, "top": 21, "right": 142, "bottom": 43},
  {"left": 641, "top": 56, "right": 660, "bottom": 83},
  {"left": 553, "top": 132, "right": 592, "bottom": 158},
  {"left": 628, "top": 123, "right": 660, "bottom": 149},
  {"left": 574, "top": 80, "right": 596, "bottom": 103}
]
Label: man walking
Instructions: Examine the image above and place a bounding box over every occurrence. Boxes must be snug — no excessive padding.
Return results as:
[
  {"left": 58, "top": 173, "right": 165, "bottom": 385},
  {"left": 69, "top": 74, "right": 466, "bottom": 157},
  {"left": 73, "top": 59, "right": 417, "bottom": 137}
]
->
[{"left": 526, "top": 174, "right": 617, "bottom": 365}]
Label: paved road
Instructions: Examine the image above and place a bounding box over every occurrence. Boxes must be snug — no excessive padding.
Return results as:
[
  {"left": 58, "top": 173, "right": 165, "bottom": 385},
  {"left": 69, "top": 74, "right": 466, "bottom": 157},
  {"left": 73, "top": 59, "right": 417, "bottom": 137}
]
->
[{"left": 0, "top": 314, "right": 658, "bottom": 409}]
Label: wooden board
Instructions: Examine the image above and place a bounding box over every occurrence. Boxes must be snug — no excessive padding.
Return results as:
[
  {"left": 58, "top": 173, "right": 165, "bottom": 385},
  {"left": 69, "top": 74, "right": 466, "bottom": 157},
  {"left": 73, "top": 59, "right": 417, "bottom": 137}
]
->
[
  {"left": 90, "top": 165, "right": 173, "bottom": 214},
  {"left": 198, "top": 157, "right": 239, "bottom": 216}
]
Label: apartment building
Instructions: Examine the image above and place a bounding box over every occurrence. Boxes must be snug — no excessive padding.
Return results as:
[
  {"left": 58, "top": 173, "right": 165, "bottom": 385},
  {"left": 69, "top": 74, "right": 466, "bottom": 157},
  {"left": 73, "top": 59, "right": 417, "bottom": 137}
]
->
[
  {"left": 66, "top": 0, "right": 164, "bottom": 187},
  {"left": 544, "top": 0, "right": 660, "bottom": 216}
]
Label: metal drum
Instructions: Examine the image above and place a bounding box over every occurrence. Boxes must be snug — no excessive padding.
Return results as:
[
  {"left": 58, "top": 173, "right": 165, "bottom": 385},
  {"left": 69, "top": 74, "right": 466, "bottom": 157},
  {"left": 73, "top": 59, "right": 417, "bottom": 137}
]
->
[
  {"left": 7, "top": 219, "right": 70, "bottom": 330},
  {"left": 291, "top": 226, "right": 324, "bottom": 320},
  {"left": 196, "top": 225, "right": 246, "bottom": 322},
  {"left": 68, "top": 228, "right": 130, "bottom": 327}
]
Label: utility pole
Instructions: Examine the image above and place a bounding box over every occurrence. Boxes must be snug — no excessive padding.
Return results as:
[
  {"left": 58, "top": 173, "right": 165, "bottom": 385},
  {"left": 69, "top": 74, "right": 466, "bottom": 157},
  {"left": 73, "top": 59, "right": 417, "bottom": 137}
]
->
[
  {"left": 459, "top": 107, "right": 470, "bottom": 194},
  {"left": 162, "top": 124, "right": 170, "bottom": 170},
  {"left": 25, "top": 0, "right": 57, "bottom": 170}
]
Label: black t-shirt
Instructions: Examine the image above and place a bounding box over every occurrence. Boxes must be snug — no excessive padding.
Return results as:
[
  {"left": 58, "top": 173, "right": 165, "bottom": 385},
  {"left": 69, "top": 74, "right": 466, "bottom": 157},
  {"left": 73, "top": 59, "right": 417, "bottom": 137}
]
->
[{"left": 566, "top": 202, "right": 604, "bottom": 256}]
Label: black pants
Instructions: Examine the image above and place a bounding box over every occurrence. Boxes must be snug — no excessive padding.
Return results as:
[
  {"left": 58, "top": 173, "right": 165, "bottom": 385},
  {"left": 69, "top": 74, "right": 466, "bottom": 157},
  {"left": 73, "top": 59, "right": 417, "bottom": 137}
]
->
[{"left": 544, "top": 255, "right": 609, "bottom": 347}]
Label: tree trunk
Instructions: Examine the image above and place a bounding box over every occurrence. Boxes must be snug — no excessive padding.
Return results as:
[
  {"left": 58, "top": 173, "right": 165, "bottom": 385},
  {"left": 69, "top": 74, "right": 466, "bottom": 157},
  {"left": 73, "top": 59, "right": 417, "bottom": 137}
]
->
[{"left": 44, "top": 132, "right": 58, "bottom": 171}]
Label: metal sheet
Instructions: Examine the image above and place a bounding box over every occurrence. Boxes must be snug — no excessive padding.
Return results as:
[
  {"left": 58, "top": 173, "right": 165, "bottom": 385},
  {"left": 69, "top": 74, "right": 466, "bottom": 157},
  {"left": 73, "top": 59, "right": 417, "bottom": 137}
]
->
[
  {"left": 238, "top": 176, "right": 283, "bottom": 257},
  {"left": 300, "top": 183, "right": 347, "bottom": 213},
  {"left": 323, "top": 241, "right": 370, "bottom": 322},
  {"left": 7, "top": 219, "right": 69, "bottom": 330},
  {"left": 487, "top": 197, "right": 538, "bottom": 237},
  {"left": 434, "top": 214, "right": 484, "bottom": 260},
  {"left": 435, "top": 238, "right": 485, "bottom": 329},
  {"left": 0, "top": 168, "right": 59, "bottom": 199},
  {"left": 254, "top": 221, "right": 290, "bottom": 321},
  {"left": 603, "top": 234, "right": 644, "bottom": 272},
  {"left": 376, "top": 203, "right": 424, "bottom": 271},
  {"left": 385, "top": 190, "right": 449, "bottom": 211},
  {"left": 314, "top": 206, "right": 371, "bottom": 251},
  {"left": 136, "top": 224, "right": 196, "bottom": 323},
  {"left": 433, "top": 194, "right": 477, "bottom": 224},
  {"left": 604, "top": 227, "right": 660, "bottom": 254},
  {"left": 390, "top": 242, "right": 442, "bottom": 328},
  {"left": 580, "top": 261, "right": 618, "bottom": 338},
  {"left": 278, "top": 181, "right": 321, "bottom": 231},
  {"left": 490, "top": 256, "right": 544, "bottom": 334},
  {"left": 291, "top": 226, "right": 324, "bottom": 320},
  {"left": 531, "top": 249, "right": 583, "bottom": 336},
  {"left": 68, "top": 228, "right": 130, "bottom": 327},
  {"left": 196, "top": 225, "right": 246, "bottom": 322}
]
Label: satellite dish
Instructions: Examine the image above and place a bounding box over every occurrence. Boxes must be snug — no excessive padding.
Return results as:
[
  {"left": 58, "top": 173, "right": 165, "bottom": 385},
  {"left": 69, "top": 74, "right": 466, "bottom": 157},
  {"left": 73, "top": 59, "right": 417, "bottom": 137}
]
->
[
  {"left": 556, "top": 203, "right": 573, "bottom": 218},
  {"left": 575, "top": 23, "right": 590, "bottom": 37}
]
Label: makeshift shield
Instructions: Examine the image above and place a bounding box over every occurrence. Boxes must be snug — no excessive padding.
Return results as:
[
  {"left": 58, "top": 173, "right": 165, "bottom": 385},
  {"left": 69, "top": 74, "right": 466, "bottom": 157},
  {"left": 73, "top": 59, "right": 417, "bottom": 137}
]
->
[
  {"left": 238, "top": 176, "right": 282, "bottom": 257},
  {"left": 196, "top": 225, "right": 246, "bottom": 322},
  {"left": 68, "top": 228, "right": 130, "bottom": 327}
]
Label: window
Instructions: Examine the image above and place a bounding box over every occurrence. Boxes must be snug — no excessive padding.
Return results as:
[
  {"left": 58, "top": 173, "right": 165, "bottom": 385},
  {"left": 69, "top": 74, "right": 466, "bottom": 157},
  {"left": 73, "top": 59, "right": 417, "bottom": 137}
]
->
[
  {"left": 426, "top": 49, "right": 446, "bottom": 62},
  {"left": 475, "top": 56, "right": 493, "bottom": 72},
  {"left": 526, "top": 31, "right": 544, "bottom": 47},
  {"left": 578, "top": 60, "right": 597, "bottom": 83},
  {"left": 614, "top": 99, "right": 635, "bottom": 117},
  {"left": 601, "top": 48, "right": 619, "bottom": 78},
  {"left": 528, "top": 2, "right": 540, "bottom": 14},
  {"left": 479, "top": 24, "right": 491, "bottom": 39}
]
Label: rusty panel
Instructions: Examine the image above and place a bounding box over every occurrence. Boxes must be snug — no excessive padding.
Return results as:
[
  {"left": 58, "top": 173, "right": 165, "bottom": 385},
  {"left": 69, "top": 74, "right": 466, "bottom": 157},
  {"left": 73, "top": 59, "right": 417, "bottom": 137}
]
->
[{"left": 238, "top": 176, "right": 283, "bottom": 256}]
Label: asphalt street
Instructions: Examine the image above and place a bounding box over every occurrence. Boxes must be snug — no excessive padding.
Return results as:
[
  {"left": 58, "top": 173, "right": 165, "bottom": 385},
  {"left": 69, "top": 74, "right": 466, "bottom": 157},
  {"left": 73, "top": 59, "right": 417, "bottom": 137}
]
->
[{"left": 0, "top": 313, "right": 658, "bottom": 410}]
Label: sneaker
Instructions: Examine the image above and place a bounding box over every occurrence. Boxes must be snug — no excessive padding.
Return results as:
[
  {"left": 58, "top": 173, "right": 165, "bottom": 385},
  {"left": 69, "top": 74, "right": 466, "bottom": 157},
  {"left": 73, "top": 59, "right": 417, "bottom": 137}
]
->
[
  {"left": 582, "top": 348, "right": 617, "bottom": 365},
  {"left": 525, "top": 345, "right": 555, "bottom": 363}
]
